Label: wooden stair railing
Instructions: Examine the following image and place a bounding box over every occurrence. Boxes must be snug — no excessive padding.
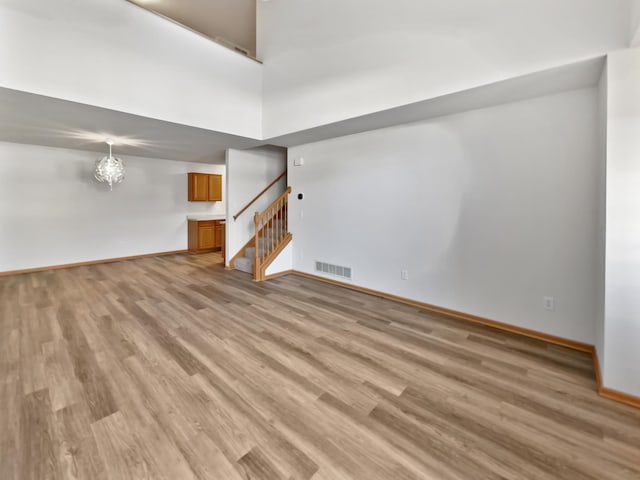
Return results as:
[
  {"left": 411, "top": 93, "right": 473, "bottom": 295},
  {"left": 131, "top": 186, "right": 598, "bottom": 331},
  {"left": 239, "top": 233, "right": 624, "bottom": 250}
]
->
[
  {"left": 232, "top": 171, "right": 287, "bottom": 221},
  {"left": 253, "top": 186, "right": 292, "bottom": 281}
]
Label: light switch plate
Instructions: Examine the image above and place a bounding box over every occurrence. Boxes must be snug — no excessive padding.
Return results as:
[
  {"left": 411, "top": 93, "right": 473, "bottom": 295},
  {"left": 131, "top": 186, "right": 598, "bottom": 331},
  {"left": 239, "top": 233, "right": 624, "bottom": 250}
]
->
[{"left": 543, "top": 296, "right": 555, "bottom": 311}]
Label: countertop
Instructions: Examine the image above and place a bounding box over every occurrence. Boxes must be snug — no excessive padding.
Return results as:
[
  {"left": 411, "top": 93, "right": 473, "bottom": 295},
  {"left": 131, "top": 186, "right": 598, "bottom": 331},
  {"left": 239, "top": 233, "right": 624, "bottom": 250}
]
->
[{"left": 187, "top": 214, "right": 226, "bottom": 221}]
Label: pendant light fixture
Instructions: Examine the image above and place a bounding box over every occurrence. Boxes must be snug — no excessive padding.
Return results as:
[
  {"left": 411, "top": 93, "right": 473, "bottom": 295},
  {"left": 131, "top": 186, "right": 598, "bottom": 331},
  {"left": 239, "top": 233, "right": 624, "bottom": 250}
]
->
[{"left": 95, "top": 139, "right": 125, "bottom": 190}]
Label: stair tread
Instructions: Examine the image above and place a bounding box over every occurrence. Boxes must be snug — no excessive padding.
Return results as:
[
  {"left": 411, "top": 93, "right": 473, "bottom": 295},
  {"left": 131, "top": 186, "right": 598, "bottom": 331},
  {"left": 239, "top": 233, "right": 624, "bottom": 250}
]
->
[{"left": 234, "top": 257, "right": 254, "bottom": 274}]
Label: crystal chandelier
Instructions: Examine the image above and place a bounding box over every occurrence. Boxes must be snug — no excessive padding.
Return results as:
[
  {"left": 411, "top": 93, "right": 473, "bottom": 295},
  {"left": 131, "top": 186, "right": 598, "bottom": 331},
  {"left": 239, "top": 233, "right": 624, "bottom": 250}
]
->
[{"left": 95, "top": 139, "right": 125, "bottom": 191}]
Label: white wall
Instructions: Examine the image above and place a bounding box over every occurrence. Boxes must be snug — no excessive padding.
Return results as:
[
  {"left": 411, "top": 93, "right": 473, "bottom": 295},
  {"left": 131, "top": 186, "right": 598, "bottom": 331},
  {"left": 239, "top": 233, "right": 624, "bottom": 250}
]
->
[
  {"left": 594, "top": 64, "right": 608, "bottom": 373},
  {"left": 0, "top": 141, "right": 224, "bottom": 272},
  {"left": 265, "top": 243, "right": 293, "bottom": 276},
  {"left": 0, "top": 0, "right": 262, "bottom": 138},
  {"left": 288, "top": 88, "right": 602, "bottom": 344},
  {"left": 631, "top": 0, "right": 640, "bottom": 46},
  {"left": 258, "top": 0, "right": 629, "bottom": 137},
  {"left": 603, "top": 48, "right": 640, "bottom": 397},
  {"left": 225, "top": 147, "right": 287, "bottom": 265}
]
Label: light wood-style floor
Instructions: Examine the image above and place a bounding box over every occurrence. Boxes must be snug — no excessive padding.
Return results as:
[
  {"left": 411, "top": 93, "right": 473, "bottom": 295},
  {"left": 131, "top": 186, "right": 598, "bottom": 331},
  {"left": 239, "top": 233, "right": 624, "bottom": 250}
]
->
[{"left": 1, "top": 253, "right": 639, "bottom": 480}]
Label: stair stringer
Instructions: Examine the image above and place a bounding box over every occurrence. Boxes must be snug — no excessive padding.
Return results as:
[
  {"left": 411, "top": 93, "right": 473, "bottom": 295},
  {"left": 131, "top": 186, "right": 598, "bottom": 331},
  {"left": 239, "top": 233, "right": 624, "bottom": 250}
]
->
[{"left": 228, "top": 235, "right": 256, "bottom": 270}]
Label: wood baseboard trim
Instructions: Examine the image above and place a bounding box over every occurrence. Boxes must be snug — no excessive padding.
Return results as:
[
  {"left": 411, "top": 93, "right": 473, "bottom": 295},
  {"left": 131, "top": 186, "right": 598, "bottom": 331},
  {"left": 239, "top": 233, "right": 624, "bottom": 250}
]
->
[
  {"left": 599, "top": 386, "right": 640, "bottom": 409},
  {"left": 592, "top": 348, "right": 640, "bottom": 408},
  {"left": 291, "top": 271, "right": 592, "bottom": 353},
  {"left": 592, "top": 347, "right": 603, "bottom": 386},
  {"left": 263, "top": 269, "right": 294, "bottom": 281},
  {"left": 0, "top": 250, "right": 189, "bottom": 277},
  {"left": 188, "top": 247, "right": 221, "bottom": 255},
  {"left": 291, "top": 271, "right": 640, "bottom": 410}
]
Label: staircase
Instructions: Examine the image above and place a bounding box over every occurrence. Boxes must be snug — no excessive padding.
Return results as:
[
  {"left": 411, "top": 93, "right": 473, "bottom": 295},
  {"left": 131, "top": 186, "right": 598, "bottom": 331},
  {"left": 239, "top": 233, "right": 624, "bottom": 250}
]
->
[
  {"left": 234, "top": 218, "right": 284, "bottom": 275},
  {"left": 231, "top": 186, "right": 292, "bottom": 281}
]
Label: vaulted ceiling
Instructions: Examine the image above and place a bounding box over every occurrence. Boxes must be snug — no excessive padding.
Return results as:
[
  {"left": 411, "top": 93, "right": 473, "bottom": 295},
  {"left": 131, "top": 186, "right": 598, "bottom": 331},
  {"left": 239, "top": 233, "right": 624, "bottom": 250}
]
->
[
  {"left": 0, "top": 57, "right": 604, "bottom": 164},
  {"left": 0, "top": 0, "right": 621, "bottom": 163}
]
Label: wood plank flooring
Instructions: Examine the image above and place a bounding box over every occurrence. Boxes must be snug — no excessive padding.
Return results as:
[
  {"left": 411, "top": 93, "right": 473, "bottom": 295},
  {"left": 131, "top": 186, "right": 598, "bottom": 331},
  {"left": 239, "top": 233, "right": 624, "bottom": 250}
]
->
[{"left": 1, "top": 252, "right": 639, "bottom": 480}]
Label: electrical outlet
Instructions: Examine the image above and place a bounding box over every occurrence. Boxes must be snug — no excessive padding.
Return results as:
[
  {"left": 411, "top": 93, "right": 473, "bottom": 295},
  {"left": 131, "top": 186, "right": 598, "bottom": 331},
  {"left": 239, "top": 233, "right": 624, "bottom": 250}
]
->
[
  {"left": 543, "top": 296, "right": 555, "bottom": 311},
  {"left": 401, "top": 270, "right": 409, "bottom": 281}
]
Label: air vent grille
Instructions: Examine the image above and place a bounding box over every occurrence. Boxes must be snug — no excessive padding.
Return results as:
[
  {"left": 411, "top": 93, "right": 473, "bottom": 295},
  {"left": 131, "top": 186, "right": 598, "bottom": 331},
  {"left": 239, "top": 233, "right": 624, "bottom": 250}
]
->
[{"left": 315, "top": 261, "right": 352, "bottom": 280}]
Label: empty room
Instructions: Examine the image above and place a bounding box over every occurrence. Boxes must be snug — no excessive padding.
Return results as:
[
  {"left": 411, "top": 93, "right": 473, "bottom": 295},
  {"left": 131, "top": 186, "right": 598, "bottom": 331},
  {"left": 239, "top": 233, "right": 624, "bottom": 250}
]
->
[{"left": 1, "top": 0, "right": 640, "bottom": 479}]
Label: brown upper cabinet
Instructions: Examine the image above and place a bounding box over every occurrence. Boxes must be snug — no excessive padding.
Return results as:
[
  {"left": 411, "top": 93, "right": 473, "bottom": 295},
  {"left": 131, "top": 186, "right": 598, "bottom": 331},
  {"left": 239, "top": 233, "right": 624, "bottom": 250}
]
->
[
  {"left": 188, "top": 173, "right": 222, "bottom": 202},
  {"left": 208, "top": 174, "right": 222, "bottom": 201}
]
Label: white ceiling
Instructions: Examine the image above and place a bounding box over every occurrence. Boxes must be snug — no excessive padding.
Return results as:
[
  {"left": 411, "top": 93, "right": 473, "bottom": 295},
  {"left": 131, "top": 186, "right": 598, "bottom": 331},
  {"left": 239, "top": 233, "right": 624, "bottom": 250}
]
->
[
  {"left": 0, "top": 88, "right": 261, "bottom": 164},
  {"left": 0, "top": 57, "right": 604, "bottom": 164},
  {"left": 269, "top": 57, "right": 606, "bottom": 147},
  {"left": 127, "top": 0, "right": 257, "bottom": 57}
]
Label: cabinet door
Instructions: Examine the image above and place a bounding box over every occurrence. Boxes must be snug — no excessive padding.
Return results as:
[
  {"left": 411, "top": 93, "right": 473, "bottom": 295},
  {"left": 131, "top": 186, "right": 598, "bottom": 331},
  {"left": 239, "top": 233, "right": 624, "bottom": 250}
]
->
[
  {"left": 214, "top": 222, "right": 224, "bottom": 248},
  {"left": 188, "top": 173, "right": 209, "bottom": 201},
  {"left": 198, "top": 225, "right": 215, "bottom": 249},
  {"left": 208, "top": 174, "right": 222, "bottom": 201}
]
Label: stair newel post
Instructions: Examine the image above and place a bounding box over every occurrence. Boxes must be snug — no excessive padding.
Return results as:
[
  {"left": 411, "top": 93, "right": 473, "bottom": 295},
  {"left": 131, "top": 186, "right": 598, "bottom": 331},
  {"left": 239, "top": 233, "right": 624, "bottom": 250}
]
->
[
  {"left": 254, "top": 212, "right": 261, "bottom": 281},
  {"left": 286, "top": 186, "right": 291, "bottom": 233}
]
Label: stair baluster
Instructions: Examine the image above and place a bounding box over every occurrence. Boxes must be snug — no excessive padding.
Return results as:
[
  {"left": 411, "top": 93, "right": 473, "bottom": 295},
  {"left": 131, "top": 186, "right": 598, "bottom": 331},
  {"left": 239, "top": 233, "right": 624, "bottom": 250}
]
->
[{"left": 245, "top": 186, "right": 292, "bottom": 281}]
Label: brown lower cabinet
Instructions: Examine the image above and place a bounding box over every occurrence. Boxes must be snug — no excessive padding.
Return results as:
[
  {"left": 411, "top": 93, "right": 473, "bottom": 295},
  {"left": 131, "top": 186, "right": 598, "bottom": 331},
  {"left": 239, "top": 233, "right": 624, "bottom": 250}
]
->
[{"left": 188, "top": 220, "right": 225, "bottom": 253}]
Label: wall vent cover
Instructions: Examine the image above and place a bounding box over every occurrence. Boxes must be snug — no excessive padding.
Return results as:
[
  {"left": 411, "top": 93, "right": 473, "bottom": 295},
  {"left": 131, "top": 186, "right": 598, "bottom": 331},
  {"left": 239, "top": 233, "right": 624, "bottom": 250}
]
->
[{"left": 315, "top": 261, "right": 352, "bottom": 280}]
